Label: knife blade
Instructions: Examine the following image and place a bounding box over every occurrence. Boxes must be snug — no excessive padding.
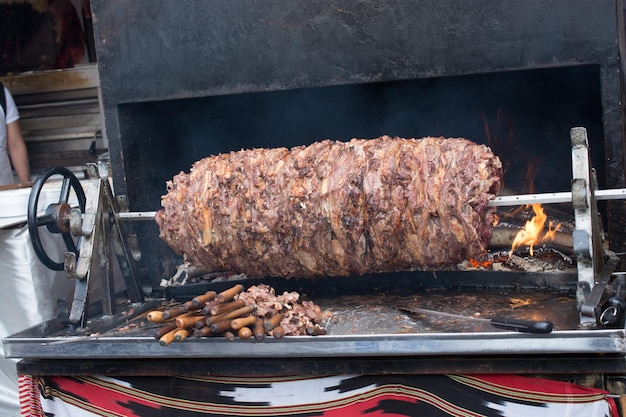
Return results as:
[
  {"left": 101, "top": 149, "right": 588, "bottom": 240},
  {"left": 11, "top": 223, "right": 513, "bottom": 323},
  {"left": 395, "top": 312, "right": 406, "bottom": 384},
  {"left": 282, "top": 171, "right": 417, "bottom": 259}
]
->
[{"left": 399, "top": 306, "right": 554, "bottom": 334}]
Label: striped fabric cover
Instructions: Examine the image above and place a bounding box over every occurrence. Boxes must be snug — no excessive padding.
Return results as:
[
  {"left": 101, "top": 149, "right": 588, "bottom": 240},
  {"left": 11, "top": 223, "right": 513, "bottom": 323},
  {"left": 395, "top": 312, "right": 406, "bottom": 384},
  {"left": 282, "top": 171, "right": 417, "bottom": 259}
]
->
[{"left": 18, "top": 373, "right": 618, "bottom": 417}]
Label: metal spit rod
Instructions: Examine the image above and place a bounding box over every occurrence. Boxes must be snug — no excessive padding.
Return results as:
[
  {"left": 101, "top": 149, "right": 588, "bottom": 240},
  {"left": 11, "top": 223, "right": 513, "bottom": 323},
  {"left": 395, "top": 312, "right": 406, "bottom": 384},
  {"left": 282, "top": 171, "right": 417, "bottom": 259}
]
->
[
  {"left": 117, "top": 211, "right": 158, "bottom": 221},
  {"left": 489, "top": 188, "right": 626, "bottom": 206},
  {"left": 115, "top": 188, "right": 626, "bottom": 221}
]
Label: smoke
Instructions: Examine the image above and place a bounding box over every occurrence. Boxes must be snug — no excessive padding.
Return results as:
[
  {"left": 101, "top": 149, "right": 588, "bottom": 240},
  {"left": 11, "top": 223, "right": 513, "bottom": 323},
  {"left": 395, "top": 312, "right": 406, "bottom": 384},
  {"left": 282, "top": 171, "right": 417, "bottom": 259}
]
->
[{"left": 119, "top": 64, "right": 604, "bottom": 211}]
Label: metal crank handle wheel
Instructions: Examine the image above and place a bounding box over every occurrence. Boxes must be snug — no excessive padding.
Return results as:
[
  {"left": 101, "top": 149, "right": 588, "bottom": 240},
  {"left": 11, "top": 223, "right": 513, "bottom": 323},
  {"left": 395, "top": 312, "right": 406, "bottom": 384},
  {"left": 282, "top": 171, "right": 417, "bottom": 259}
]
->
[{"left": 27, "top": 167, "right": 86, "bottom": 271}]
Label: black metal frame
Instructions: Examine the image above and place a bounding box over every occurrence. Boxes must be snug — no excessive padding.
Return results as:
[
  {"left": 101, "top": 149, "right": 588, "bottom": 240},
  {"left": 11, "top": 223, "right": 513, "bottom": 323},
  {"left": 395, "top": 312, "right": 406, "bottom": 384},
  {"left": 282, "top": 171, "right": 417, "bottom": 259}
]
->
[{"left": 91, "top": 0, "right": 626, "bottom": 285}]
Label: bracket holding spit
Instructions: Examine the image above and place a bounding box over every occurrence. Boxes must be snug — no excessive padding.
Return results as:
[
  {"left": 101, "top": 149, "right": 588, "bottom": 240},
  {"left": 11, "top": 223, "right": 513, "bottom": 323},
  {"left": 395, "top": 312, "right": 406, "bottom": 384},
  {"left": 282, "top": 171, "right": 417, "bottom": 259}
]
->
[
  {"left": 489, "top": 127, "right": 622, "bottom": 328},
  {"left": 570, "top": 127, "right": 616, "bottom": 327},
  {"left": 27, "top": 161, "right": 145, "bottom": 327},
  {"left": 570, "top": 127, "right": 604, "bottom": 326}
]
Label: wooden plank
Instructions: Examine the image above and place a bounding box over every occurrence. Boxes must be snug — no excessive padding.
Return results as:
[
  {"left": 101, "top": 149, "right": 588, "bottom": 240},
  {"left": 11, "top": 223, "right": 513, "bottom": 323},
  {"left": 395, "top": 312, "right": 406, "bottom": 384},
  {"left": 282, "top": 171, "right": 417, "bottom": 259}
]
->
[
  {"left": 14, "top": 88, "right": 100, "bottom": 106},
  {"left": 0, "top": 65, "right": 100, "bottom": 95},
  {"left": 28, "top": 149, "right": 106, "bottom": 170},
  {"left": 20, "top": 113, "right": 101, "bottom": 134},
  {"left": 19, "top": 101, "right": 100, "bottom": 118},
  {"left": 22, "top": 128, "right": 101, "bottom": 143},
  {"left": 26, "top": 137, "right": 106, "bottom": 153}
]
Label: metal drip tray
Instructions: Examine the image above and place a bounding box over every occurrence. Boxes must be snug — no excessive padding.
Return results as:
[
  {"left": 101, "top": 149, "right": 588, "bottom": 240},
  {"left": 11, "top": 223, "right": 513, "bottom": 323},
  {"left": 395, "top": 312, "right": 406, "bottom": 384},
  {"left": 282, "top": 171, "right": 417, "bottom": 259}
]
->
[{"left": 5, "top": 271, "right": 625, "bottom": 359}]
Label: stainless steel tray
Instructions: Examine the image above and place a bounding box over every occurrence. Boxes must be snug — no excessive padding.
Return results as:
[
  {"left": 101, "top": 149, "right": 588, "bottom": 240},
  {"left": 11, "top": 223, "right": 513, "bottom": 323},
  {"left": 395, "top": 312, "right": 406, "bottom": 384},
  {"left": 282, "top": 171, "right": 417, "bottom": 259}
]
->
[{"left": 7, "top": 270, "right": 623, "bottom": 359}]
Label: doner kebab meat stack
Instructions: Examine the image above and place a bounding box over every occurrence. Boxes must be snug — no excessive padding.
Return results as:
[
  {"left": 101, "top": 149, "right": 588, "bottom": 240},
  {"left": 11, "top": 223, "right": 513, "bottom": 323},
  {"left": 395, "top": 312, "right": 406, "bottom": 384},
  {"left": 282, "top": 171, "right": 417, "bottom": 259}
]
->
[{"left": 156, "top": 135, "right": 502, "bottom": 278}]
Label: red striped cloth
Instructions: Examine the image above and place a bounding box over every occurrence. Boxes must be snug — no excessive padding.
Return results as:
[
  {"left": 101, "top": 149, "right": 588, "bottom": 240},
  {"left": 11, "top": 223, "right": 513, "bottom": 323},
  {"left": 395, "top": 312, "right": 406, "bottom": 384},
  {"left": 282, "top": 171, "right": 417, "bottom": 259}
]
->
[
  {"left": 18, "top": 373, "right": 618, "bottom": 417},
  {"left": 18, "top": 375, "right": 44, "bottom": 417}
]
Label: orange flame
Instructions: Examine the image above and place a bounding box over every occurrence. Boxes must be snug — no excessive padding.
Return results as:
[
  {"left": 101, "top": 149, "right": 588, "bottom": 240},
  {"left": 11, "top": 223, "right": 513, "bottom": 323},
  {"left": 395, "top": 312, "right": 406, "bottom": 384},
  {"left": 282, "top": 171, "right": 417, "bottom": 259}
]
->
[{"left": 509, "top": 204, "right": 561, "bottom": 257}]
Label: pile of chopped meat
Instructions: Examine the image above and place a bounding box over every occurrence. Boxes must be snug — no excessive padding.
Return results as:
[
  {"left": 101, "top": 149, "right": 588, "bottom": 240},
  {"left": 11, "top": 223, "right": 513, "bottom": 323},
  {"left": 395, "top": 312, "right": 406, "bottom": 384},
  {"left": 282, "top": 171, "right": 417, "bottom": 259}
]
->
[{"left": 239, "top": 284, "right": 326, "bottom": 336}]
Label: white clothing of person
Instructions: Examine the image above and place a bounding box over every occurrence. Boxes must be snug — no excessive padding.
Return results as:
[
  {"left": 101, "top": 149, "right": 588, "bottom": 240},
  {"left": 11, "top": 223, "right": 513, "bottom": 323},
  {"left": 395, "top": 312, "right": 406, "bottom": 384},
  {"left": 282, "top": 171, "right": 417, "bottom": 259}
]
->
[{"left": 0, "top": 86, "right": 20, "bottom": 186}]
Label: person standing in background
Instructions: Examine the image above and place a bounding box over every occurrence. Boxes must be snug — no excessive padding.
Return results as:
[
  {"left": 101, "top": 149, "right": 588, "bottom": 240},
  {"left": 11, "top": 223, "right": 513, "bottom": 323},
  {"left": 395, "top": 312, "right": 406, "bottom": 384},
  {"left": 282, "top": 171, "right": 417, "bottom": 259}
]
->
[{"left": 0, "top": 84, "right": 30, "bottom": 186}]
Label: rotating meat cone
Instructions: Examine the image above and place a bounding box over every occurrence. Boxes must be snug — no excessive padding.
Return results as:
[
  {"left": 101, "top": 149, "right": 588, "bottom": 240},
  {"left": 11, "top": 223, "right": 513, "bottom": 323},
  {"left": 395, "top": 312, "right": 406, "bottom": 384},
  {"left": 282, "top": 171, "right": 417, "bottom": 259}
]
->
[{"left": 157, "top": 136, "right": 502, "bottom": 278}]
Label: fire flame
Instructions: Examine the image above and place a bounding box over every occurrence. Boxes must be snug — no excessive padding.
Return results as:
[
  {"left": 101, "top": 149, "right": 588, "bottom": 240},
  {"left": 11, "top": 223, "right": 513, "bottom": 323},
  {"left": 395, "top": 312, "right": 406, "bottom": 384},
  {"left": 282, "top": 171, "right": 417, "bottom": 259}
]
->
[
  {"left": 509, "top": 204, "right": 561, "bottom": 257},
  {"left": 483, "top": 109, "right": 560, "bottom": 259}
]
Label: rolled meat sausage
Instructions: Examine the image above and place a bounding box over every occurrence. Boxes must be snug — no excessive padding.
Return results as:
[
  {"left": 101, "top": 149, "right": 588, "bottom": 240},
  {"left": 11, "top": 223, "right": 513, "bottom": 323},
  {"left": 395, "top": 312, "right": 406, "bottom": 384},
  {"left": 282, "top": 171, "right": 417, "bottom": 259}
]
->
[{"left": 157, "top": 136, "right": 502, "bottom": 278}]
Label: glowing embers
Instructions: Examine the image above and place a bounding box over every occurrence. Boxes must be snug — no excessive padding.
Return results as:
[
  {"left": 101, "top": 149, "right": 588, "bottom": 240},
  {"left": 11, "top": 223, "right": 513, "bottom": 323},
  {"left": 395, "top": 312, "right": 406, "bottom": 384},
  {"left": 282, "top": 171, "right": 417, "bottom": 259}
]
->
[{"left": 468, "top": 258, "right": 493, "bottom": 269}]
